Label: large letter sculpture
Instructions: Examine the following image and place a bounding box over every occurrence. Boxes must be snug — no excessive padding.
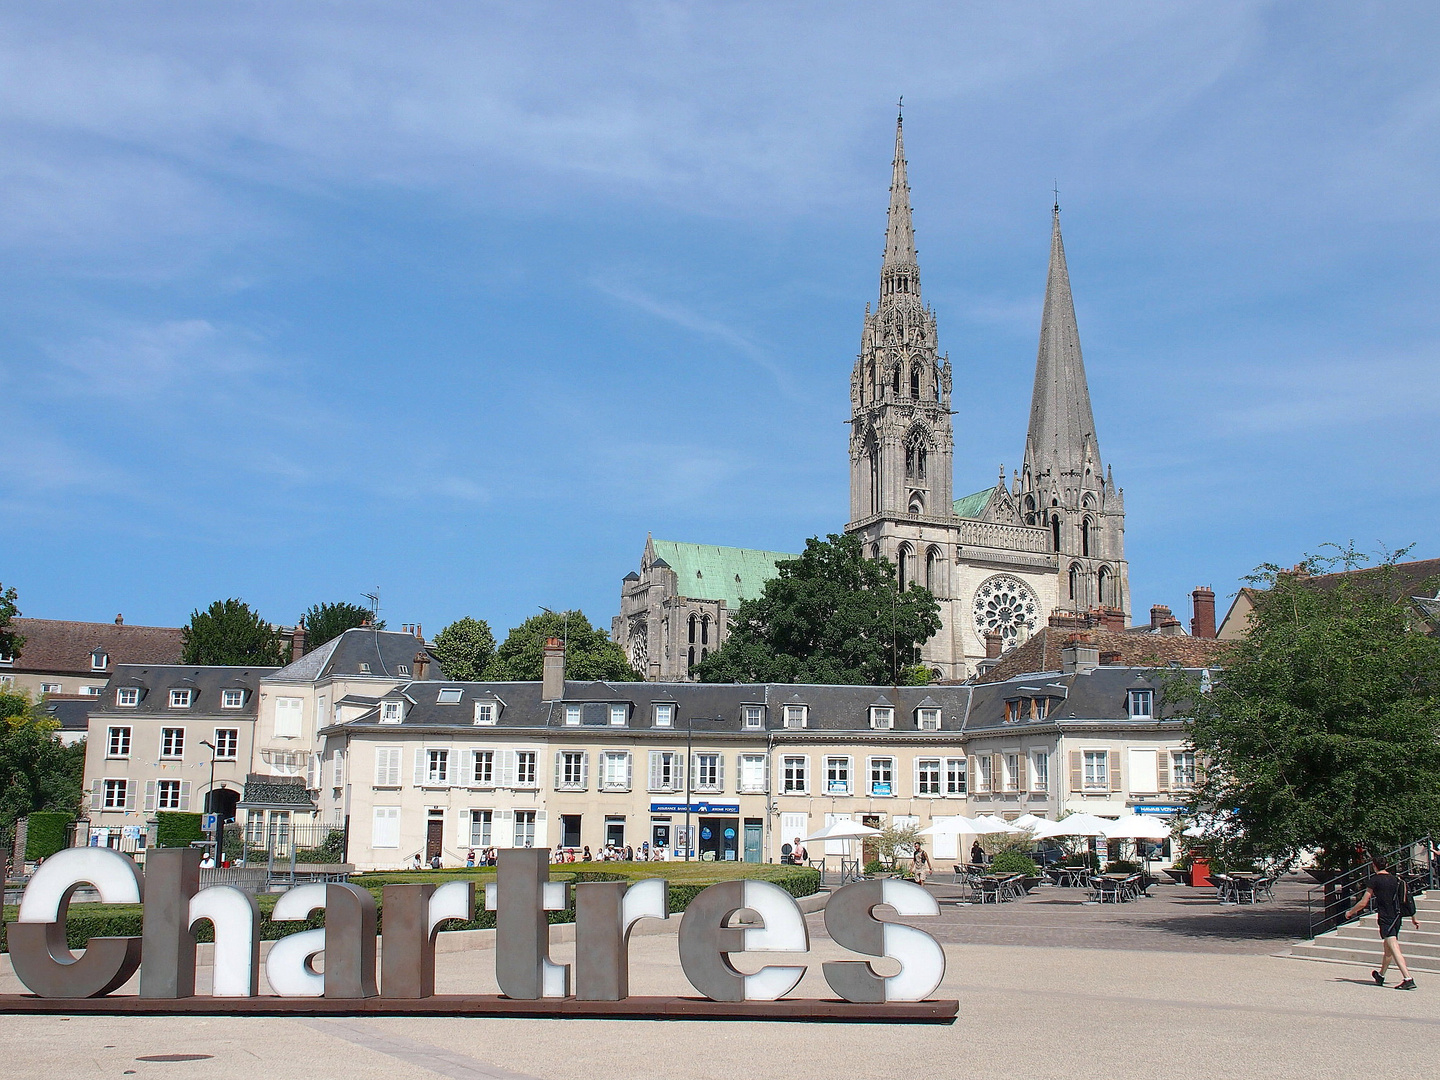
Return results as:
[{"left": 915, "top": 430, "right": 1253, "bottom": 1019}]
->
[
  {"left": 265, "top": 883, "right": 378, "bottom": 998},
  {"left": 485, "top": 849, "right": 570, "bottom": 999},
  {"left": 380, "top": 881, "right": 474, "bottom": 998},
  {"left": 822, "top": 878, "right": 945, "bottom": 1002},
  {"left": 573, "top": 877, "right": 669, "bottom": 1000},
  {"left": 678, "top": 880, "right": 809, "bottom": 1002},
  {"left": 10, "top": 847, "right": 144, "bottom": 998}
]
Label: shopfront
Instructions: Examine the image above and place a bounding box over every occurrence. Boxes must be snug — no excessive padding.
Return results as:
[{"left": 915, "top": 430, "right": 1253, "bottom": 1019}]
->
[{"left": 650, "top": 801, "right": 744, "bottom": 861}]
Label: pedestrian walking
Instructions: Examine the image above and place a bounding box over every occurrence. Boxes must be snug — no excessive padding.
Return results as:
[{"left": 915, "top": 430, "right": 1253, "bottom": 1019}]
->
[
  {"left": 912, "top": 843, "right": 932, "bottom": 886},
  {"left": 1346, "top": 854, "right": 1419, "bottom": 990}
]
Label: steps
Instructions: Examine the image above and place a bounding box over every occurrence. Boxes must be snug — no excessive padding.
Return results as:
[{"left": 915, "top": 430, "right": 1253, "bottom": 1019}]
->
[{"left": 1289, "top": 894, "right": 1440, "bottom": 973}]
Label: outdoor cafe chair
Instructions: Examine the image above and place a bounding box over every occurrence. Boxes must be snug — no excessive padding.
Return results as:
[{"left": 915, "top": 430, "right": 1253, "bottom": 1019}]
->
[{"left": 1211, "top": 873, "right": 1238, "bottom": 905}]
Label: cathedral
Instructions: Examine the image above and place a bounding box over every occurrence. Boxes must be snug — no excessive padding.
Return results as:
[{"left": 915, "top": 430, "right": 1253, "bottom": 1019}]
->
[{"left": 615, "top": 112, "right": 1130, "bottom": 681}]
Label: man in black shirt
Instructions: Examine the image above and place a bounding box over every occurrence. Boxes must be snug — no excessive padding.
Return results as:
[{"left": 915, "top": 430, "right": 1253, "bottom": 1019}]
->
[{"left": 1346, "top": 855, "right": 1419, "bottom": 989}]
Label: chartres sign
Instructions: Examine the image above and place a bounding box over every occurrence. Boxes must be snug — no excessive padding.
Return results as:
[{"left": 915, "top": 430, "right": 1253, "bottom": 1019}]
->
[{"left": 0, "top": 847, "right": 957, "bottom": 1023}]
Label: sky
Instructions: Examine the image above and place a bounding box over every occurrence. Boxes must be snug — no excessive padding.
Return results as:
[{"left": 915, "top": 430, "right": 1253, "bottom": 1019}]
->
[{"left": 1, "top": 2, "right": 1437, "bottom": 639}]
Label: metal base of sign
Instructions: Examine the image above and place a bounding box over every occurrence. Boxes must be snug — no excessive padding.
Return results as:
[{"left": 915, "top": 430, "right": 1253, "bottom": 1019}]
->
[{"left": 0, "top": 994, "right": 957, "bottom": 1023}]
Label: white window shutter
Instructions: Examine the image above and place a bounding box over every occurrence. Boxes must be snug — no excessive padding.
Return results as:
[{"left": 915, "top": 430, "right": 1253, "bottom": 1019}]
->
[
  {"left": 179, "top": 780, "right": 192, "bottom": 811},
  {"left": 414, "top": 747, "right": 426, "bottom": 787},
  {"left": 460, "top": 750, "right": 474, "bottom": 788},
  {"left": 497, "top": 750, "right": 515, "bottom": 789},
  {"left": 624, "top": 751, "right": 632, "bottom": 790},
  {"left": 763, "top": 755, "right": 771, "bottom": 794},
  {"left": 90, "top": 779, "right": 103, "bottom": 811},
  {"left": 124, "top": 781, "right": 136, "bottom": 810},
  {"left": 494, "top": 808, "right": 514, "bottom": 847},
  {"left": 555, "top": 751, "right": 565, "bottom": 789},
  {"left": 144, "top": 780, "right": 157, "bottom": 813},
  {"left": 648, "top": 751, "right": 661, "bottom": 790},
  {"left": 306, "top": 753, "right": 318, "bottom": 789},
  {"left": 534, "top": 811, "right": 548, "bottom": 848},
  {"left": 580, "top": 752, "right": 589, "bottom": 790},
  {"left": 715, "top": 754, "right": 724, "bottom": 791}
]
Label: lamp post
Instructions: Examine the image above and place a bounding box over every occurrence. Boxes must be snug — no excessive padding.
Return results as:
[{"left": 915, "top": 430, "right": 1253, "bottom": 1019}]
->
[
  {"left": 198, "top": 739, "right": 218, "bottom": 865},
  {"left": 683, "top": 715, "right": 723, "bottom": 862}
]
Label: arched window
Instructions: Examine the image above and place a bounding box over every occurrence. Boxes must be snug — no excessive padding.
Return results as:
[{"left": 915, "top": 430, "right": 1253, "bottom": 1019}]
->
[
  {"left": 926, "top": 547, "right": 940, "bottom": 592},
  {"left": 892, "top": 367, "right": 901, "bottom": 396},
  {"left": 1081, "top": 518, "right": 1093, "bottom": 558},
  {"left": 1069, "top": 564, "right": 1080, "bottom": 602},
  {"left": 904, "top": 435, "right": 927, "bottom": 481},
  {"left": 1098, "top": 566, "right": 1112, "bottom": 607},
  {"left": 1051, "top": 515, "right": 1061, "bottom": 553},
  {"left": 897, "top": 545, "right": 913, "bottom": 590},
  {"left": 701, "top": 616, "right": 710, "bottom": 645},
  {"left": 701, "top": 648, "right": 708, "bottom": 662},
  {"left": 910, "top": 365, "right": 921, "bottom": 398},
  {"left": 868, "top": 445, "right": 880, "bottom": 515},
  {"left": 908, "top": 495, "right": 924, "bottom": 514},
  {"left": 688, "top": 614, "right": 697, "bottom": 644},
  {"left": 1023, "top": 495, "right": 1035, "bottom": 525},
  {"left": 871, "top": 543, "right": 881, "bottom": 560},
  {"left": 688, "top": 646, "right": 696, "bottom": 670}
]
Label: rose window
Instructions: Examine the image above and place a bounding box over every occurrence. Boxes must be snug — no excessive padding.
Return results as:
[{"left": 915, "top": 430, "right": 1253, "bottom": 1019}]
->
[{"left": 972, "top": 575, "right": 1040, "bottom": 647}]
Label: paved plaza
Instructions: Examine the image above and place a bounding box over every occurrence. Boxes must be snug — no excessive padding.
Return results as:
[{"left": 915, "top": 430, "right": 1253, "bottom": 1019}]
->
[{"left": 1, "top": 878, "right": 1433, "bottom": 1080}]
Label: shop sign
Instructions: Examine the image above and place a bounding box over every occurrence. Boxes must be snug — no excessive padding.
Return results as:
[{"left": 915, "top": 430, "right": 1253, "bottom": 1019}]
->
[{"left": 649, "top": 802, "right": 739, "bottom": 814}]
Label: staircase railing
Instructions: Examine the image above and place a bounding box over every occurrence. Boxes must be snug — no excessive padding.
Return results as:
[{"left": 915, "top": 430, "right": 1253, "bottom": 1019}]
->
[{"left": 1305, "top": 835, "right": 1435, "bottom": 939}]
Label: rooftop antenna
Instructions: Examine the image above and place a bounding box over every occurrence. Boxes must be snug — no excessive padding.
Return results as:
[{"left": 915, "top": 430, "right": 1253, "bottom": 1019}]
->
[{"left": 363, "top": 590, "right": 380, "bottom": 623}]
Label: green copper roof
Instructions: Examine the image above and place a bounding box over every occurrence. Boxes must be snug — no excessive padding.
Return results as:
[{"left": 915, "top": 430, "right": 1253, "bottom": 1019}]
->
[
  {"left": 952, "top": 488, "right": 994, "bottom": 519},
  {"left": 650, "top": 540, "right": 798, "bottom": 610}
]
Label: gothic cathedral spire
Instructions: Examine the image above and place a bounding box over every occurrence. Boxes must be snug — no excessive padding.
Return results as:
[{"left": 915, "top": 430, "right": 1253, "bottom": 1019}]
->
[{"left": 882, "top": 111, "right": 919, "bottom": 288}]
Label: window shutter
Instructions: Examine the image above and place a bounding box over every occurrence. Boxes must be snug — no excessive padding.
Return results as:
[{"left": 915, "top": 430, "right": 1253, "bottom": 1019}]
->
[
  {"left": 555, "top": 751, "right": 565, "bottom": 789},
  {"left": 762, "top": 754, "right": 771, "bottom": 794},
  {"left": 144, "top": 780, "right": 157, "bottom": 813},
  {"left": 991, "top": 753, "right": 1003, "bottom": 793},
  {"left": 534, "top": 811, "right": 548, "bottom": 848},
  {"left": 580, "top": 752, "right": 589, "bottom": 790},
  {"left": 1157, "top": 751, "right": 1170, "bottom": 792},
  {"left": 1109, "top": 750, "right": 1122, "bottom": 792},
  {"left": 648, "top": 751, "right": 662, "bottom": 791},
  {"left": 179, "top": 780, "right": 192, "bottom": 811},
  {"left": 497, "top": 750, "right": 515, "bottom": 789},
  {"left": 414, "top": 747, "right": 426, "bottom": 787},
  {"left": 306, "top": 753, "right": 318, "bottom": 789},
  {"left": 967, "top": 755, "right": 979, "bottom": 792},
  {"left": 1016, "top": 754, "right": 1028, "bottom": 793},
  {"left": 714, "top": 754, "right": 724, "bottom": 791},
  {"left": 124, "top": 781, "right": 137, "bottom": 811},
  {"left": 623, "top": 752, "right": 633, "bottom": 791},
  {"left": 494, "top": 808, "right": 514, "bottom": 847},
  {"left": 90, "top": 779, "right": 103, "bottom": 811},
  {"left": 1069, "top": 751, "right": 1083, "bottom": 792},
  {"left": 459, "top": 750, "right": 473, "bottom": 788},
  {"left": 334, "top": 752, "right": 345, "bottom": 787}
]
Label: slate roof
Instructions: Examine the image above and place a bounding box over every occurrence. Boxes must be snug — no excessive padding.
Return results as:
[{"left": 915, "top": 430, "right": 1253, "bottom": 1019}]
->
[
  {"left": 41, "top": 694, "right": 98, "bottom": 734},
  {"left": 6, "top": 618, "right": 183, "bottom": 675},
  {"left": 964, "top": 665, "right": 1197, "bottom": 732},
  {"left": 951, "top": 488, "right": 994, "bottom": 519},
  {"left": 649, "top": 541, "right": 798, "bottom": 610},
  {"left": 265, "top": 627, "right": 439, "bottom": 683},
  {"left": 975, "top": 626, "right": 1229, "bottom": 684},
  {"left": 89, "top": 664, "right": 277, "bottom": 715},
  {"left": 1304, "top": 558, "right": 1440, "bottom": 600}
]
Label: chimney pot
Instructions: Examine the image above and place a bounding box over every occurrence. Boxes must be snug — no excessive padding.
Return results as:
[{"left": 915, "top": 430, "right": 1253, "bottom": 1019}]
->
[
  {"left": 291, "top": 621, "right": 307, "bottom": 663},
  {"left": 984, "top": 629, "right": 1004, "bottom": 660},
  {"left": 1149, "top": 604, "right": 1173, "bottom": 630},
  {"left": 1190, "top": 586, "right": 1217, "bottom": 639},
  {"left": 114, "top": 614, "right": 123, "bottom": 625},
  {"left": 415, "top": 623, "right": 423, "bottom": 641}
]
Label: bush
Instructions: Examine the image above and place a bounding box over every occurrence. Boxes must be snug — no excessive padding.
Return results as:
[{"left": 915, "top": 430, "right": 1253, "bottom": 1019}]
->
[
  {"left": 155, "top": 812, "right": 204, "bottom": 848},
  {"left": 864, "top": 859, "right": 884, "bottom": 876},
  {"left": 989, "top": 851, "right": 1039, "bottom": 876},
  {"left": 24, "top": 812, "right": 73, "bottom": 860},
  {"left": 295, "top": 829, "right": 347, "bottom": 864},
  {"left": 1058, "top": 852, "right": 1099, "bottom": 870},
  {"left": 1105, "top": 859, "right": 1140, "bottom": 874}
]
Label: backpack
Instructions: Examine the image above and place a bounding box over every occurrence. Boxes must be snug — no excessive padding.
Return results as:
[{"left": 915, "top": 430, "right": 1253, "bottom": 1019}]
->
[{"left": 1400, "top": 878, "right": 1417, "bottom": 918}]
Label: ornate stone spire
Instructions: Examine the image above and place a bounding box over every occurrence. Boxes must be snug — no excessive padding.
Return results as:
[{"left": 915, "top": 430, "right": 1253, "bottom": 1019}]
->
[
  {"left": 1024, "top": 203, "right": 1100, "bottom": 491},
  {"left": 878, "top": 110, "right": 921, "bottom": 302}
]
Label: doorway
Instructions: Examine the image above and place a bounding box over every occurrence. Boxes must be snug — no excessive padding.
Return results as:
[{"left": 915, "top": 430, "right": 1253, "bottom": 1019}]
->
[
  {"left": 698, "top": 816, "right": 738, "bottom": 861},
  {"left": 651, "top": 820, "right": 672, "bottom": 853},
  {"left": 861, "top": 814, "right": 883, "bottom": 868},
  {"left": 560, "top": 814, "right": 582, "bottom": 848},
  {"left": 743, "top": 819, "right": 763, "bottom": 863},
  {"left": 426, "top": 811, "right": 444, "bottom": 862},
  {"left": 205, "top": 786, "right": 240, "bottom": 826},
  {"left": 605, "top": 816, "right": 626, "bottom": 848}
]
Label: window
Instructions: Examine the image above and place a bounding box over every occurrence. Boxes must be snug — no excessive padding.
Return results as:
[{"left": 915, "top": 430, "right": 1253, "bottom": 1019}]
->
[
  {"left": 332, "top": 750, "right": 345, "bottom": 787},
  {"left": 41, "top": 682, "right": 63, "bottom": 694},
  {"left": 91, "top": 650, "right": 108, "bottom": 671},
  {"left": 373, "top": 807, "right": 400, "bottom": 848},
  {"left": 557, "top": 751, "right": 586, "bottom": 790},
  {"left": 103, "top": 778, "right": 128, "bottom": 809},
  {"left": 917, "top": 708, "right": 941, "bottom": 731},
  {"left": 117, "top": 687, "right": 139, "bottom": 707},
  {"left": 473, "top": 702, "right": 496, "bottom": 725},
  {"left": 825, "top": 756, "right": 851, "bottom": 796},
  {"left": 1034, "top": 698, "right": 1049, "bottom": 720},
  {"left": 870, "top": 706, "right": 894, "bottom": 730},
  {"left": 916, "top": 758, "right": 941, "bottom": 796},
  {"left": 1083, "top": 749, "right": 1109, "bottom": 789},
  {"left": 601, "top": 751, "right": 631, "bottom": 791},
  {"left": 381, "top": 701, "right": 403, "bottom": 724},
  {"left": 514, "top": 810, "right": 536, "bottom": 848},
  {"left": 1171, "top": 751, "right": 1197, "bottom": 789},
  {"left": 473, "top": 750, "right": 494, "bottom": 786},
  {"left": 648, "top": 751, "right": 682, "bottom": 792},
  {"left": 1128, "top": 689, "right": 1154, "bottom": 719},
  {"left": 515, "top": 751, "right": 538, "bottom": 788},
  {"left": 437, "top": 688, "right": 463, "bottom": 704},
  {"left": 426, "top": 749, "right": 449, "bottom": 785},
  {"left": 783, "top": 705, "right": 807, "bottom": 729},
  {"left": 653, "top": 703, "right": 674, "bottom": 728},
  {"left": 0, "top": 651, "right": 10, "bottom": 666},
  {"left": 359, "top": 663, "right": 371, "bottom": 673},
  {"left": 868, "top": 757, "right": 894, "bottom": 797},
  {"left": 782, "top": 755, "right": 809, "bottom": 794},
  {"left": 214, "top": 728, "right": 238, "bottom": 759},
  {"left": 1032, "top": 751, "right": 1050, "bottom": 792},
  {"left": 107, "top": 727, "right": 131, "bottom": 758},
  {"left": 565, "top": 705, "right": 581, "bottom": 726},
  {"left": 397, "top": 665, "right": 409, "bottom": 677},
  {"left": 738, "top": 753, "right": 769, "bottom": 794},
  {"left": 975, "top": 755, "right": 992, "bottom": 793},
  {"left": 694, "top": 753, "right": 721, "bottom": 791},
  {"left": 161, "top": 727, "right": 185, "bottom": 758},
  {"left": 374, "top": 746, "right": 402, "bottom": 787},
  {"left": 609, "top": 704, "right": 628, "bottom": 726},
  {"left": 169, "top": 689, "right": 192, "bottom": 708},
  {"left": 222, "top": 689, "right": 244, "bottom": 709},
  {"left": 158, "top": 779, "right": 182, "bottom": 810},
  {"left": 945, "top": 757, "right": 967, "bottom": 795},
  {"left": 743, "top": 705, "right": 764, "bottom": 729},
  {"left": 469, "top": 809, "right": 492, "bottom": 847},
  {"left": 82, "top": 686, "right": 104, "bottom": 696},
  {"left": 274, "top": 697, "right": 304, "bottom": 736},
  {"left": 1003, "top": 753, "right": 1020, "bottom": 793}
]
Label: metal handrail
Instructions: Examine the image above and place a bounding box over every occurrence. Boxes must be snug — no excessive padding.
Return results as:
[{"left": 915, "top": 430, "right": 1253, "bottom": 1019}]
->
[{"left": 1305, "top": 834, "right": 1435, "bottom": 938}]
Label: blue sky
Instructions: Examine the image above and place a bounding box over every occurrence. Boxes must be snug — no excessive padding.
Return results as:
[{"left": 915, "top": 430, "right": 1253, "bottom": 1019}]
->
[{"left": 1, "top": 2, "right": 1436, "bottom": 638}]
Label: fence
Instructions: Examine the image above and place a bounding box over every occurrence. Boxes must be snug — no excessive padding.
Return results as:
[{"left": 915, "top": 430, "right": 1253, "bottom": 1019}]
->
[
  {"left": 1306, "top": 835, "right": 1437, "bottom": 938},
  {"left": 224, "top": 820, "right": 349, "bottom": 888}
]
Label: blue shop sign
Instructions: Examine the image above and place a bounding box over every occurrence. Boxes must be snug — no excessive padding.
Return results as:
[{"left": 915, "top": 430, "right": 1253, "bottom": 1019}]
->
[
  {"left": 650, "top": 802, "right": 741, "bottom": 814},
  {"left": 1134, "top": 805, "right": 1184, "bottom": 816}
]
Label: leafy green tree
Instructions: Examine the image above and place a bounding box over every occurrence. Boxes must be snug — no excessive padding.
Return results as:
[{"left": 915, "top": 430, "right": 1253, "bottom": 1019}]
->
[
  {"left": 1177, "top": 549, "right": 1440, "bottom": 870},
  {"left": 432, "top": 617, "right": 497, "bottom": 681},
  {"left": 695, "top": 533, "right": 942, "bottom": 685},
  {"left": 181, "top": 598, "right": 286, "bottom": 666},
  {"left": 0, "top": 581, "right": 23, "bottom": 661},
  {"left": 0, "top": 690, "right": 85, "bottom": 834},
  {"left": 300, "top": 601, "right": 378, "bottom": 652},
  {"left": 487, "top": 610, "right": 639, "bottom": 682}
]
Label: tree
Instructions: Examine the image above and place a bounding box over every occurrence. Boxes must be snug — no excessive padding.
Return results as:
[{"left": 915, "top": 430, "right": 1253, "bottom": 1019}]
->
[
  {"left": 487, "top": 610, "right": 639, "bottom": 682},
  {"left": 182, "top": 599, "right": 287, "bottom": 666},
  {"left": 0, "top": 581, "right": 23, "bottom": 661},
  {"left": 1177, "top": 549, "right": 1440, "bottom": 870},
  {"left": 432, "top": 617, "right": 497, "bottom": 681},
  {"left": 0, "top": 690, "right": 85, "bottom": 835},
  {"left": 300, "top": 601, "right": 378, "bottom": 652},
  {"left": 694, "top": 533, "right": 942, "bottom": 685}
]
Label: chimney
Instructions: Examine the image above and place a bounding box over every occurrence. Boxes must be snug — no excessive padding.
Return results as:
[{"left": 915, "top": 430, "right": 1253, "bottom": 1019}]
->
[
  {"left": 1191, "top": 587, "right": 1216, "bottom": 639},
  {"left": 1099, "top": 650, "right": 1123, "bottom": 665},
  {"left": 415, "top": 623, "right": 423, "bottom": 642},
  {"left": 413, "top": 651, "right": 429, "bottom": 681},
  {"left": 1061, "top": 639, "right": 1100, "bottom": 675},
  {"left": 1094, "top": 607, "right": 1127, "bottom": 632},
  {"left": 114, "top": 613, "right": 124, "bottom": 626},
  {"left": 1149, "top": 605, "right": 1173, "bottom": 630},
  {"left": 542, "top": 637, "right": 565, "bottom": 702},
  {"left": 984, "top": 630, "right": 1004, "bottom": 659},
  {"left": 1048, "top": 610, "right": 1090, "bottom": 631},
  {"left": 291, "top": 620, "right": 307, "bottom": 663}
]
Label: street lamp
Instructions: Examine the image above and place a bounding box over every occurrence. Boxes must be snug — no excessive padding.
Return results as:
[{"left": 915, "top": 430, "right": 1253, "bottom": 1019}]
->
[
  {"left": 198, "top": 739, "right": 218, "bottom": 865},
  {"left": 683, "top": 715, "right": 725, "bottom": 862}
]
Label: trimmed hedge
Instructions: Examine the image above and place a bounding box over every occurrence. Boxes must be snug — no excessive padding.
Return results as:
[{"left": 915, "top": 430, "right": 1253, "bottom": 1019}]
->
[
  {"left": 156, "top": 812, "right": 204, "bottom": 848},
  {"left": 23, "top": 813, "right": 73, "bottom": 861}
]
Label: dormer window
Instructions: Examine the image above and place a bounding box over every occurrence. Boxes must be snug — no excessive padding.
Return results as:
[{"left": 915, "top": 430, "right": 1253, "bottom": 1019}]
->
[
  {"left": 359, "top": 663, "right": 371, "bottom": 673},
  {"left": 917, "top": 708, "right": 941, "bottom": 731},
  {"left": 437, "top": 688, "right": 463, "bottom": 704},
  {"left": 653, "top": 703, "right": 674, "bottom": 728},
  {"left": 783, "top": 704, "right": 807, "bottom": 729},
  {"left": 169, "top": 689, "right": 192, "bottom": 708},
  {"left": 0, "top": 652, "right": 13, "bottom": 667},
  {"left": 380, "top": 700, "right": 403, "bottom": 724},
  {"left": 91, "top": 649, "right": 109, "bottom": 672},
  {"left": 870, "top": 706, "right": 894, "bottom": 730},
  {"left": 473, "top": 702, "right": 496, "bottom": 725},
  {"left": 1128, "top": 689, "right": 1154, "bottom": 719},
  {"left": 609, "top": 704, "right": 628, "bottom": 727},
  {"left": 221, "top": 689, "right": 244, "bottom": 709},
  {"left": 565, "top": 704, "right": 581, "bottom": 726},
  {"left": 117, "top": 687, "right": 139, "bottom": 707},
  {"left": 743, "top": 705, "right": 764, "bottom": 729}
]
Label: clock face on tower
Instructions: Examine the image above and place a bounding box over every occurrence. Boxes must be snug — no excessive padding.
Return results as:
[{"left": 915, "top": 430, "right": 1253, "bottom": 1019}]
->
[{"left": 972, "top": 574, "right": 1041, "bottom": 647}]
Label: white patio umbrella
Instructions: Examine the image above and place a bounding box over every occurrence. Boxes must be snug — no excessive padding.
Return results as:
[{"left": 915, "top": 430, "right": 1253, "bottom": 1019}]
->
[
  {"left": 918, "top": 816, "right": 982, "bottom": 837},
  {"left": 1009, "top": 813, "right": 1047, "bottom": 833},
  {"left": 969, "top": 815, "right": 1022, "bottom": 835},
  {"left": 802, "top": 820, "right": 881, "bottom": 842},
  {"left": 1031, "top": 813, "right": 1112, "bottom": 840},
  {"left": 1103, "top": 815, "right": 1173, "bottom": 841}
]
